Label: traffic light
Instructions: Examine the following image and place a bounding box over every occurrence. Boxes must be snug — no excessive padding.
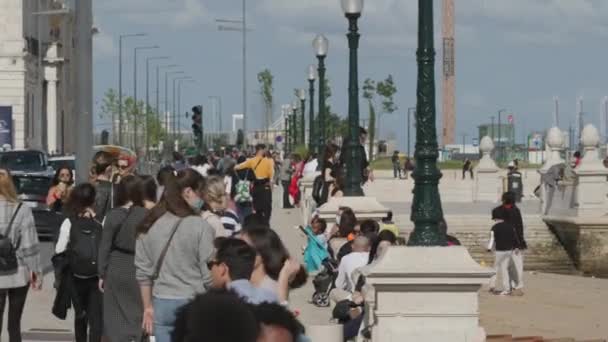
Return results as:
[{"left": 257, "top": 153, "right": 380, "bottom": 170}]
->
[{"left": 192, "top": 105, "right": 203, "bottom": 150}]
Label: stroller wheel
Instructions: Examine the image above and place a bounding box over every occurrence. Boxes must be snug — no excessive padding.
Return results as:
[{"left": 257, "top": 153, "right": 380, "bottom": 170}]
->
[{"left": 312, "top": 293, "right": 330, "bottom": 307}]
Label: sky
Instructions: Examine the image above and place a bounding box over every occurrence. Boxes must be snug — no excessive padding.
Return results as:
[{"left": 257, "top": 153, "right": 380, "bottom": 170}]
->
[{"left": 92, "top": 0, "right": 608, "bottom": 151}]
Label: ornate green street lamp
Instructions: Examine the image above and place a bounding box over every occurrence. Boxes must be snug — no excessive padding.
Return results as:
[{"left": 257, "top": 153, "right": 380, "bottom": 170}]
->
[
  {"left": 341, "top": 0, "right": 364, "bottom": 196},
  {"left": 313, "top": 34, "right": 328, "bottom": 164},
  {"left": 307, "top": 65, "right": 317, "bottom": 152},
  {"left": 291, "top": 100, "right": 299, "bottom": 148},
  {"left": 283, "top": 105, "right": 290, "bottom": 153},
  {"left": 297, "top": 89, "right": 306, "bottom": 150},
  {"left": 408, "top": 0, "right": 446, "bottom": 246}
]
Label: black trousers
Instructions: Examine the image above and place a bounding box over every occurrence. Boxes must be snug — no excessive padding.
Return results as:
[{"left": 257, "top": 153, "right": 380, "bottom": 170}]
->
[
  {"left": 0, "top": 285, "right": 29, "bottom": 342},
  {"left": 252, "top": 182, "right": 272, "bottom": 225},
  {"left": 281, "top": 181, "right": 293, "bottom": 209},
  {"left": 73, "top": 277, "right": 102, "bottom": 342}
]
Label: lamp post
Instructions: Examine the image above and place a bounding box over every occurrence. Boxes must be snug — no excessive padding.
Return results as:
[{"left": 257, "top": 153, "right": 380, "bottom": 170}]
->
[
  {"left": 407, "top": 107, "right": 415, "bottom": 157},
  {"left": 490, "top": 116, "right": 495, "bottom": 142},
  {"left": 307, "top": 65, "right": 317, "bottom": 151},
  {"left": 177, "top": 79, "right": 195, "bottom": 145},
  {"left": 408, "top": 0, "right": 446, "bottom": 246},
  {"left": 291, "top": 100, "right": 299, "bottom": 147},
  {"left": 156, "top": 65, "right": 178, "bottom": 149},
  {"left": 298, "top": 89, "right": 306, "bottom": 149},
  {"left": 209, "top": 96, "right": 223, "bottom": 132},
  {"left": 341, "top": 0, "right": 364, "bottom": 196},
  {"left": 133, "top": 45, "right": 159, "bottom": 151},
  {"left": 172, "top": 76, "right": 191, "bottom": 142},
  {"left": 313, "top": 35, "right": 328, "bottom": 162},
  {"left": 145, "top": 56, "right": 169, "bottom": 158},
  {"left": 497, "top": 108, "right": 506, "bottom": 163},
  {"left": 283, "top": 105, "right": 289, "bottom": 153},
  {"left": 118, "top": 33, "right": 146, "bottom": 145},
  {"left": 165, "top": 71, "right": 184, "bottom": 149}
]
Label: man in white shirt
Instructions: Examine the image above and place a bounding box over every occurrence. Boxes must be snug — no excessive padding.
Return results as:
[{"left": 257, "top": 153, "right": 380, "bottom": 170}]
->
[
  {"left": 302, "top": 155, "right": 319, "bottom": 178},
  {"left": 331, "top": 236, "right": 370, "bottom": 303}
]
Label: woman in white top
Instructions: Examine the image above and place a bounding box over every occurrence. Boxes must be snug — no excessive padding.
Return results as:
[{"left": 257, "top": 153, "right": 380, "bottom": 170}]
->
[{"left": 201, "top": 176, "right": 230, "bottom": 237}]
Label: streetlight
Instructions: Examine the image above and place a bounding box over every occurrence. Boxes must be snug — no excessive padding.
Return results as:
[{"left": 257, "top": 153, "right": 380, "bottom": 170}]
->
[
  {"left": 407, "top": 107, "right": 415, "bottom": 157},
  {"left": 292, "top": 100, "right": 299, "bottom": 147},
  {"left": 164, "top": 71, "right": 184, "bottom": 148},
  {"left": 307, "top": 65, "right": 317, "bottom": 151},
  {"left": 341, "top": 0, "right": 364, "bottom": 196},
  {"left": 156, "top": 64, "right": 178, "bottom": 122},
  {"left": 177, "top": 79, "right": 195, "bottom": 145},
  {"left": 173, "top": 76, "right": 192, "bottom": 141},
  {"left": 209, "top": 96, "right": 223, "bottom": 133},
  {"left": 118, "top": 33, "right": 146, "bottom": 145},
  {"left": 497, "top": 108, "right": 506, "bottom": 163},
  {"left": 297, "top": 89, "right": 306, "bottom": 148},
  {"left": 133, "top": 45, "right": 159, "bottom": 151},
  {"left": 408, "top": 0, "right": 446, "bottom": 246},
  {"left": 312, "top": 34, "right": 329, "bottom": 164},
  {"left": 145, "top": 56, "right": 169, "bottom": 158}
]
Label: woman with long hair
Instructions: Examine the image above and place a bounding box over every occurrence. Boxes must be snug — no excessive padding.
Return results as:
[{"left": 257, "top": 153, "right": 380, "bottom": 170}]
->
[
  {"left": 0, "top": 168, "right": 42, "bottom": 342},
  {"left": 46, "top": 166, "right": 74, "bottom": 212},
  {"left": 320, "top": 144, "right": 339, "bottom": 205},
  {"left": 155, "top": 166, "right": 176, "bottom": 202},
  {"left": 200, "top": 175, "right": 229, "bottom": 237},
  {"left": 238, "top": 227, "right": 307, "bottom": 304},
  {"left": 97, "top": 175, "right": 149, "bottom": 342},
  {"left": 135, "top": 169, "right": 215, "bottom": 342},
  {"left": 140, "top": 175, "right": 158, "bottom": 210},
  {"left": 55, "top": 183, "right": 103, "bottom": 342}
]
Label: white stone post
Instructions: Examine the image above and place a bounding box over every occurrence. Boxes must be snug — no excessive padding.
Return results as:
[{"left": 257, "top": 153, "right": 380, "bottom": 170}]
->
[
  {"left": 45, "top": 67, "right": 58, "bottom": 154},
  {"left": 366, "top": 246, "right": 493, "bottom": 342},
  {"left": 538, "top": 127, "right": 565, "bottom": 214},
  {"left": 574, "top": 124, "right": 608, "bottom": 217},
  {"left": 474, "top": 136, "right": 500, "bottom": 202}
]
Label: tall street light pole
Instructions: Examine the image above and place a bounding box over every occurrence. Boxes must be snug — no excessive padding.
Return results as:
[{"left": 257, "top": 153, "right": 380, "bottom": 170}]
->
[
  {"left": 118, "top": 33, "right": 146, "bottom": 145},
  {"left": 291, "top": 100, "right": 299, "bottom": 147},
  {"left": 146, "top": 56, "right": 169, "bottom": 158},
  {"left": 342, "top": 0, "right": 364, "bottom": 196},
  {"left": 313, "top": 35, "right": 329, "bottom": 167},
  {"left": 298, "top": 89, "right": 306, "bottom": 147},
  {"left": 133, "top": 45, "right": 158, "bottom": 151},
  {"left": 177, "top": 79, "right": 195, "bottom": 144},
  {"left": 173, "top": 76, "right": 191, "bottom": 144},
  {"left": 308, "top": 65, "right": 317, "bottom": 152},
  {"left": 497, "top": 108, "right": 506, "bottom": 163},
  {"left": 409, "top": 0, "right": 446, "bottom": 246},
  {"left": 157, "top": 64, "right": 178, "bottom": 125},
  {"left": 407, "top": 107, "right": 416, "bottom": 157},
  {"left": 165, "top": 71, "right": 184, "bottom": 151},
  {"left": 491, "top": 116, "right": 495, "bottom": 142},
  {"left": 209, "top": 96, "right": 223, "bottom": 133}
]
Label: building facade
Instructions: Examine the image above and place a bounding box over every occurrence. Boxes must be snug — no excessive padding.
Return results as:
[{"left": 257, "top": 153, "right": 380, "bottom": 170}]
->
[{"left": 0, "top": 0, "right": 76, "bottom": 154}]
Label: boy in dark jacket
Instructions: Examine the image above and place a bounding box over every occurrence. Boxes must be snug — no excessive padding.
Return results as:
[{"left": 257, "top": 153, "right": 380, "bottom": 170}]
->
[{"left": 487, "top": 206, "right": 520, "bottom": 296}]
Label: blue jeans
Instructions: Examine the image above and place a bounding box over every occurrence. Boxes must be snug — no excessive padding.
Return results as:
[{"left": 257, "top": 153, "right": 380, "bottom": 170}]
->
[
  {"left": 236, "top": 202, "right": 253, "bottom": 223},
  {"left": 153, "top": 297, "right": 189, "bottom": 342}
]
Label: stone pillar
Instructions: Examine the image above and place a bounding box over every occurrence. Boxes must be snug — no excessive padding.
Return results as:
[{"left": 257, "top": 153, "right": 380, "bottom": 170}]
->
[
  {"left": 366, "top": 246, "right": 493, "bottom": 342},
  {"left": 316, "top": 196, "right": 389, "bottom": 225},
  {"left": 300, "top": 172, "right": 320, "bottom": 225},
  {"left": 474, "top": 136, "right": 500, "bottom": 202},
  {"left": 45, "top": 67, "right": 58, "bottom": 154},
  {"left": 574, "top": 124, "right": 608, "bottom": 217},
  {"left": 538, "top": 127, "right": 565, "bottom": 214}
]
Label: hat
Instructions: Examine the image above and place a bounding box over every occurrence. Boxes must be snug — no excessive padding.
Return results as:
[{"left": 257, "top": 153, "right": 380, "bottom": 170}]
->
[{"left": 508, "top": 161, "right": 515, "bottom": 168}]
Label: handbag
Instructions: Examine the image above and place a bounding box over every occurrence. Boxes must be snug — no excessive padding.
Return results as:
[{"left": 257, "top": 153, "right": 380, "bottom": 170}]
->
[
  {"left": 152, "top": 218, "right": 184, "bottom": 280},
  {"left": 0, "top": 203, "right": 23, "bottom": 275}
]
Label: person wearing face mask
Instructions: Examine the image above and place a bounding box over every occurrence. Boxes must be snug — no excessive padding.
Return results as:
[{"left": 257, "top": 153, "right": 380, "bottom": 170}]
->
[
  {"left": 135, "top": 169, "right": 215, "bottom": 342},
  {"left": 46, "top": 166, "right": 74, "bottom": 213}
]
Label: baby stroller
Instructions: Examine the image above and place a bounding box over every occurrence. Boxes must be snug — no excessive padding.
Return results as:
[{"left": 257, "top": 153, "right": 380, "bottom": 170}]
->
[{"left": 311, "top": 258, "right": 339, "bottom": 307}]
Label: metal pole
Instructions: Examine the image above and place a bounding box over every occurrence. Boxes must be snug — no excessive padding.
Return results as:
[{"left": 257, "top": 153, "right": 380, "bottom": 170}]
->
[
  {"left": 491, "top": 116, "right": 495, "bottom": 142},
  {"left": 145, "top": 58, "right": 150, "bottom": 158},
  {"left": 118, "top": 36, "right": 122, "bottom": 145},
  {"left": 498, "top": 109, "right": 505, "bottom": 163},
  {"left": 308, "top": 79, "right": 315, "bottom": 151},
  {"left": 242, "top": 0, "right": 248, "bottom": 147},
  {"left": 317, "top": 56, "right": 327, "bottom": 165},
  {"left": 300, "top": 98, "right": 306, "bottom": 148},
  {"left": 407, "top": 107, "right": 415, "bottom": 157},
  {"left": 134, "top": 48, "right": 138, "bottom": 151},
  {"left": 172, "top": 78, "right": 177, "bottom": 141},
  {"left": 408, "top": 0, "right": 446, "bottom": 246},
  {"left": 344, "top": 13, "right": 363, "bottom": 196}
]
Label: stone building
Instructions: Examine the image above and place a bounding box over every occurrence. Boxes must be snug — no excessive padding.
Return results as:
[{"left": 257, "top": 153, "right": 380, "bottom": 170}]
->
[{"left": 0, "top": 0, "right": 77, "bottom": 154}]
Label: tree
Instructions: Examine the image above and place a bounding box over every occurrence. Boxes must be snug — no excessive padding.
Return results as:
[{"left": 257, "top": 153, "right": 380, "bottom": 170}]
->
[
  {"left": 362, "top": 78, "right": 377, "bottom": 160},
  {"left": 257, "top": 69, "right": 274, "bottom": 141},
  {"left": 376, "top": 74, "right": 398, "bottom": 145}
]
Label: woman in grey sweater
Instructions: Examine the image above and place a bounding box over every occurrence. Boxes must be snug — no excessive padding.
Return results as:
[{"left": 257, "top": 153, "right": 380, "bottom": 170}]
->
[
  {"left": 98, "top": 175, "right": 149, "bottom": 342},
  {"left": 135, "top": 169, "right": 215, "bottom": 342},
  {"left": 0, "top": 168, "right": 42, "bottom": 342}
]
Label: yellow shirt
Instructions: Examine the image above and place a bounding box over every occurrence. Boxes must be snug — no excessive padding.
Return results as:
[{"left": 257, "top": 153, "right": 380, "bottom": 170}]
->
[{"left": 235, "top": 156, "right": 274, "bottom": 180}]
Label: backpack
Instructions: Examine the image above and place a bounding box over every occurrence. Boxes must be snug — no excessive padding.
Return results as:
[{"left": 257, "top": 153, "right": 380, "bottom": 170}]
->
[
  {"left": 234, "top": 170, "right": 253, "bottom": 203},
  {"left": 0, "top": 203, "right": 23, "bottom": 276},
  {"left": 312, "top": 174, "right": 324, "bottom": 205},
  {"left": 68, "top": 217, "right": 102, "bottom": 278}
]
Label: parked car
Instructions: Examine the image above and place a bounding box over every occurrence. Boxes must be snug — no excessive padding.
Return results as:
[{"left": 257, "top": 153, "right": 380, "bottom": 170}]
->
[
  {"left": 11, "top": 174, "right": 64, "bottom": 240},
  {"left": 48, "top": 155, "right": 75, "bottom": 171},
  {"left": 0, "top": 150, "right": 53, "bottom": 176}
]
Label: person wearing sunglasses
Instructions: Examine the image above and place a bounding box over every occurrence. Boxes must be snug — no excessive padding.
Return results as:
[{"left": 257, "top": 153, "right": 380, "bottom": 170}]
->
[
  {"left": 114, "top": 156, "right": 135, "bottom": 184},
  {"left": 208, "top": 237, "right": 277, "bottom": 305},
  {"left": 46, "top": 166, "right": 74, "bottom": 213}
]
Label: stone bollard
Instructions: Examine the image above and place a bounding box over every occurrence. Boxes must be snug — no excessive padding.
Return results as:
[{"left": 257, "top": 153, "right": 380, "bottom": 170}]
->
[
  {"left": 538, "top": 126, "right": 565, "bottom": 214},
  {"left": 366, "top": 246, "right": 494, "bottom": 342},
  {"left": 573, "top": 124, "right": 608, "bottom": 217},
  {"left": 299, "top": 172, "right": 320, "bottom": 225},
  {"left": 316, "top": 196, "right": 390, "bottom": 225},
  {"left": 473, "top": 136, "right": 500, "bottom": 202}
]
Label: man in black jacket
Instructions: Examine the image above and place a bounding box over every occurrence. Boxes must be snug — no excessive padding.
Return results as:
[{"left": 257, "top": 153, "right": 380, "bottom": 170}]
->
[{"left": 339, "top": 127, "right": 372, "bottom": 185}]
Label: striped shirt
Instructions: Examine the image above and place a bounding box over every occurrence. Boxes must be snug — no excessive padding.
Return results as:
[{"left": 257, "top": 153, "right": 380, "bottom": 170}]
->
[{"left": 221, "top": 209, "right": 241, "bottom": 234}]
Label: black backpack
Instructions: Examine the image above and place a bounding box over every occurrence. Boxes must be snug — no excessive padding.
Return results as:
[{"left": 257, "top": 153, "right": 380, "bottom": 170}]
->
[
  {"left": 68, "top": 217, "right": 102, "bottom": 278},
  {"left": 312, "top": 174, "right": 324, "bottom": 205},
  {"left": 0, "top": 203, "right": 23, "bottom": 276}
]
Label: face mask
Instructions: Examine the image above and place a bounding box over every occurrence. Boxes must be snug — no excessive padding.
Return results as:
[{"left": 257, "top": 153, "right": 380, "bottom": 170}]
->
[{"left": 191, "top": 198, "right": 205, "bottom": 212}]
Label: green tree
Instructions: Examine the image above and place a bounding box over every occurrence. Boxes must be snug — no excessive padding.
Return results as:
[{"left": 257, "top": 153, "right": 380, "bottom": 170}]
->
[
  {"left": 376, "top": 75, "right": 398, "bottom": 148},
  {"left": 257, "top": 69, "right": 274, "bottom": 140},
  {"left": 362, "top": 78, "right": 377, "bottom": 160}
]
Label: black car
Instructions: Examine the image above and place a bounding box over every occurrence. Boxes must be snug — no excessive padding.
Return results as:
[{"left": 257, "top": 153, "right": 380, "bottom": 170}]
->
[
  {"left": 12, "top": 174, "right": 64, "bottom": 240},
  {"left": 0, "top": 150, "right": 53, "bottom": 176}
]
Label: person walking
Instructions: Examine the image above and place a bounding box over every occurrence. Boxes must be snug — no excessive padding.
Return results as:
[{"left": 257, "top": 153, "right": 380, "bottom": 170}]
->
[
  {"left": 487, "top": 206, "right": 520, "bottom": 296},
  {"left": 403, "top": 157, "right": 414, "bottom": 180},
  {"left": 234, "top": 144, "right": 274, "bottom": 224},
  {"left": 279, "top": 154, "right": 293, "bottom": 209},
  {"left": 499, "top": 191, "right": 527, "bottom": 296},
  {"left": 135, "top": 169, "right": 215, "bottom": 342},
  {"left": 462, "top": 159, "right": 472, "bottom": 180},
  {"left": 201, "top": 176, "right": 231, "bottom": 238},
  {"left": 0, "top": 168, "right": 43, "bottom": 342},
  {"left": 320, "top": 144, "right": 339, "bottom": 206},
  {"left": 97, "top": 175, "right": 150, "bottom": 342},
  {"left": 391, "top": 151, "right": 401, "bottom": 179},
  {"left": 92, "top": 151, "right": 116, "bottom": 221},
  {"left": 55, "top": 183, "right": 103, "bottom": 342}
]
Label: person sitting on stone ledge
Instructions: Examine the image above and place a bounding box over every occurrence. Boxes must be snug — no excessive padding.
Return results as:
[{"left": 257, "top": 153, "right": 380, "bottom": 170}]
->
[{"left": 330, "top": 236, "right": 371, "bottom": 304}]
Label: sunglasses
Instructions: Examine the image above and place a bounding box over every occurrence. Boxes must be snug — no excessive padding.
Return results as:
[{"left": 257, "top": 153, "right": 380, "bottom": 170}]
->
[
  {"left": 118, "top": 165, "right": 129, "bottom": 170},
  {"left": 206, "top": 260, "right": 221, "bottom": 270}
]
